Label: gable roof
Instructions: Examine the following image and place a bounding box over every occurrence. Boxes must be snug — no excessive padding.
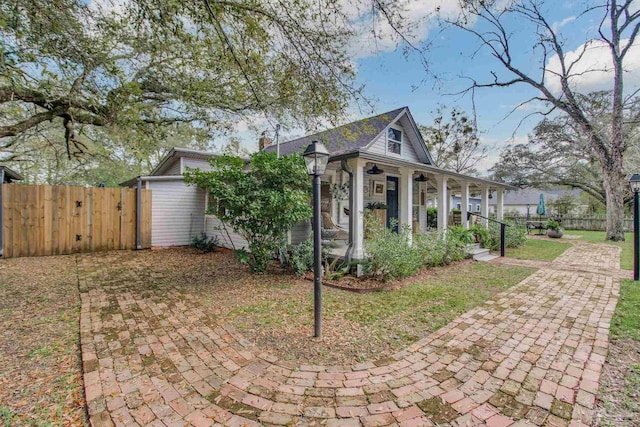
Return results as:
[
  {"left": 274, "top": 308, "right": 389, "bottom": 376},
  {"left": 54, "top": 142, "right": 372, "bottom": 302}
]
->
[
  {"left": 488, "top": 188, "right": 583, "bottom": 205},
  {"left": 265, "top": 107, "right": 409, "bottom": 158},
  {"left": 0, "top": 165, "right": 23, "bottom": 183},
  {"left": 150, "top": 147, "right": 220, "bottom": 176}
]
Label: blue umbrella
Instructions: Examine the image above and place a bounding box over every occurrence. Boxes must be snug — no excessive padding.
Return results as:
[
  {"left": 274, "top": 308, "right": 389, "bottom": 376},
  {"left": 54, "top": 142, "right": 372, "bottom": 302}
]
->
[{"left": 536, "top": 194, "right": 546, "bottom": 216}]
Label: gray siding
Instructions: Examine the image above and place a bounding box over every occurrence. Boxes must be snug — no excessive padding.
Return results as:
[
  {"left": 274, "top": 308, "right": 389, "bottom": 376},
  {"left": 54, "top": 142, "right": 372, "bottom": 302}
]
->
[
  {"left": 148, "top": 179, "right": 205, "bottom": 246},
  {"left": 290, "top": 220, "right": 312, "bottom": 245},
  {"left": 164, "top": 159, "right": 181, "bottom": 175},
  {"left": 365, "top": 123, "right": 421, "bottom": 163},
  {"left": 182, "top": 158, "right": 213, "bottom": 173},
  {"left": 204, "top": 216, "right": 248, "bottom": 250}
]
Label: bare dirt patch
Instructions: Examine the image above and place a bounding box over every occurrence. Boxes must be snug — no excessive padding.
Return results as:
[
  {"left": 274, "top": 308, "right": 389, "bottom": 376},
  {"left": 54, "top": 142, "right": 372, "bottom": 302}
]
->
[{"left": 0, "top": 255, "right": 87, "bottom": 426}]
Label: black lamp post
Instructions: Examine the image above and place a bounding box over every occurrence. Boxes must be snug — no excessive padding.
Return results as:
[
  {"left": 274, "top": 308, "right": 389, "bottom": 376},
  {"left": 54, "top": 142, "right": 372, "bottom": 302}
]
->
[
  {"left": 303, "top": 141, "right": 330, "bottom": 338},
  {"left": 630, "top": 173, "right": 640, "bottom": 281}
]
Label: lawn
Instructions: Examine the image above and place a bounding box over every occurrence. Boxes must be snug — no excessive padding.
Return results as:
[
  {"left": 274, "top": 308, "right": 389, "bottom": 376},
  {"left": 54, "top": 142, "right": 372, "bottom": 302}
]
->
[
  {"left": 504, "top": 237, "right": 572, "bottom": 261},
  {"left": 565, "top": 229, "right": 633, "bottom": 270},
  {"left": 228, "top": 260, "right": 534, "bottom": 364},
  {"left": 596, "top": 279, "right": 640, "bottom": 426},
  {"left": 0, "top": 256, "right": 87, "bottom": 426}
]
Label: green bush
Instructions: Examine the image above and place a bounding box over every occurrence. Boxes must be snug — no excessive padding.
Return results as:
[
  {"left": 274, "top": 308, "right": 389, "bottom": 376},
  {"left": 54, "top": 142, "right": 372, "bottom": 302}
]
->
[
  {"left": 363, "top": 218, "right": 423, "bottom": 281},
  {"left": 190, "top": 233, "right": 219, "bottom": 252},
  {"left": 288, "top": 239, "right": 314, "bottom": 276},
  {"left": 426, "top": 207, "right": 438, "bottom": 228},
  {"left": 414, "top": 230, "right": 468, "bottom": 268},
  {"left": 185, "top": 151, "right": 312, "bottom": 272},
  {"left": 486, "top": 221, "right": 527, "bottom": 251}
]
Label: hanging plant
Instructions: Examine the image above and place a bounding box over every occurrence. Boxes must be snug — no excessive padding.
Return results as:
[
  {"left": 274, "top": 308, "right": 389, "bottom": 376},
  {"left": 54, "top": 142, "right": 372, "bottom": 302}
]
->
[{"left": 329, "top": 182, "right": 349, "bottom": 201}]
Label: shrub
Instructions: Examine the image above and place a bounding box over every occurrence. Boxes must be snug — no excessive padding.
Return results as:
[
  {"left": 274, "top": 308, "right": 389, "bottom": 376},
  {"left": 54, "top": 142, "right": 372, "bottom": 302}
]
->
[
  {"left": 546, "top": 219, "right": 561, "bottom": 231},
  {"left": 485, "top": 220, "right": 527, "bottom": 251},
  {"left": 185, "top": 151, "right": 312, "bottom": 272},
  {"left": 414, "top": 230, "right": 468, "bottom": 268},
  {"left": 288, "top": 239, "right": 314, "bottom": 276},
  {"left": 190, "top": 233, "right": 218, "bottom": 252},
  {"left": 426, "top": 207, "right": 438, "bottom": 228},
  {"left": 363, "top": 218, "right": 423, "bottom": 281}
]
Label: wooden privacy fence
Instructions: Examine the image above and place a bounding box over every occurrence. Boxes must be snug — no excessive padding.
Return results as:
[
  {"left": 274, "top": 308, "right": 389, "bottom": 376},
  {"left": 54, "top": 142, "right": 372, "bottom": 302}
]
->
[{"left": 1, "top": 184, "right": 151, "bottom": 258}]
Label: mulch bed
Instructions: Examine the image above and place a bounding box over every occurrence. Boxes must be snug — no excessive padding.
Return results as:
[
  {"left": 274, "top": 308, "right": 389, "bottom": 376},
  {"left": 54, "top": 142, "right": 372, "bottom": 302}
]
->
[{"left": 302, "top": 258, "right": 475, "bottom": 292}]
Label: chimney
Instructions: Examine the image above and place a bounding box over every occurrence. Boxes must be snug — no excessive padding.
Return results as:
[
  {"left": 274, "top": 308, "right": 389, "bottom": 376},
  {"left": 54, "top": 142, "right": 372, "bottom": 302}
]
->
[{"left": 258, "top": 131, "right": 273, "bottom": 150}]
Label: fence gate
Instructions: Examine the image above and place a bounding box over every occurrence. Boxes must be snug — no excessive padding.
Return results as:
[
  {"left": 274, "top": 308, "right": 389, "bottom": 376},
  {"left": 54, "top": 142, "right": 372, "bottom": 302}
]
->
[{"left": 1, "top": 184, "right": 151, "bottom": 258}]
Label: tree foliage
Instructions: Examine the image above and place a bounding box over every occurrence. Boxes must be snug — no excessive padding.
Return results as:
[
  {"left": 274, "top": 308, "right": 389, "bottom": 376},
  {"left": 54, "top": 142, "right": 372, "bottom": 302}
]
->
[
  {"left": 433, "top": 0, "right": 640, "bottom": 241},
  {"left": 0, "top": 0, "right": 361, "bottom": 183},
  {"left": 492, "top": 91, "right": 640, "bottom": 207},
  {"left": 185, "top": 151, "right": 312, "bottom": 272},
  {"left": 419, "top": 106, "right": 487, "bottom": 174}
]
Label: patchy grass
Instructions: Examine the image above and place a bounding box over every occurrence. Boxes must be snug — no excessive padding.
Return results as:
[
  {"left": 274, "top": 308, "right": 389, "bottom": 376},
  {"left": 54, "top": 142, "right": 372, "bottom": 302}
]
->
[
  {"left": 611, "top": 279, "right": 640, "bottom": 341},
  {"left": 229, "top": 261, "right": 534, "bottom": 364},
  {"left": 566, "top": 229, "right": 633, "bottom": 270},
  {"left": 596, "top": 279, "right": 640, "bottom": 426},
  {"left": 504, "top": 238, "right": 571, "bottom": 261},
  {"left": 0, "top": 256, "right": 87, "bottom": 426}
]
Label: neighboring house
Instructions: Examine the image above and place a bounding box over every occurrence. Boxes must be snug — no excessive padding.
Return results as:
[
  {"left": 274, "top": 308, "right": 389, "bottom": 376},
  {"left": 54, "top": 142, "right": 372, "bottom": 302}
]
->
[
  {"left": 450, "top": 195, "right": 483, "bottom": 213},
  {"left": 0, "top": 166, "right": 23, "bottom": 183},
  {"left": 488, "top": 188, "right": 587, "bottom": 216},
  {"left": 121, "top": 107, "right": 514, "bottom": 258}
]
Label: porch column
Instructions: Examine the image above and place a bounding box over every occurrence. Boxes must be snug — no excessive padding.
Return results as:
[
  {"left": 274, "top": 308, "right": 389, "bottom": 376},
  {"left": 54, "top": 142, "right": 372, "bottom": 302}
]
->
[
  {"left": 480, "top": 186, "right": 490, "bottom": 227},
  {"left": 347, "top": 158, "right": 365, "bottom": 259},
  {"left": 399, "top": 168, "right": 413, "bottom": 243},
  {"left": 460, "top": 181, "right": 470, "bottom": 230},
  {"left": 496, "top": 189, "right": 504, "bottom": 221},
  {"left": 436, "top": 176, "right": 448, "bottom": 233}
]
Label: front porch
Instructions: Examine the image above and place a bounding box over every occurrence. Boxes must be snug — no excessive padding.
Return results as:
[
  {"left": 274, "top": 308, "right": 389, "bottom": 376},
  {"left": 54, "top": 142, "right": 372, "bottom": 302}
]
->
[{"left": 318, "top": 154, "right": 513, "bottom": 260}]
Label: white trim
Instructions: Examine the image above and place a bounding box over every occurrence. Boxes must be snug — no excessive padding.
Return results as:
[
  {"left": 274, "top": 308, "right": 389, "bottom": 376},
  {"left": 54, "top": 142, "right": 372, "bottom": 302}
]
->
[{"left": 386, "top": 125, "right": 403, "bottom": 156}]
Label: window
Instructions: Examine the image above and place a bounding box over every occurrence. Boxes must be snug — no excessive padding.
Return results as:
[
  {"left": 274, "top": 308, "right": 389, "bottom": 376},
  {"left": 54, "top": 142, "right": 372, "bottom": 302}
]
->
[
  {"left": 476, "top": 204, "right": 481, "bottom": 212},
  {"left": 468, "top": 204, "right": 472, "bottom": 212},
  {"left": 456, "top": 203, "right": 461, "bottom": 210},
  {"left": 207, "top": 193, "right": 227, "bottom": 217},
  {"left": 387, "top": 128, "right": 402, "bottom": 155}
]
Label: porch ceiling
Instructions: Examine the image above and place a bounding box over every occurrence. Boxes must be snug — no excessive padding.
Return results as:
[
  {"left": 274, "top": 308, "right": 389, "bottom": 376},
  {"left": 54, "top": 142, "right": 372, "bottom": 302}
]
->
[{"left": 328, "top": 151, "right": 516, "bottom": 191}]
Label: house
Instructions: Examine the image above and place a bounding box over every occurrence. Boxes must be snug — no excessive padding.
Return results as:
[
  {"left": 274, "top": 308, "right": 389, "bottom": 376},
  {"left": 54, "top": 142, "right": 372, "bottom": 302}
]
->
[
  {"left": 0, "top": 166, "right": 23, "bottom": 183},
  {"left": 121, "top": 107, "right": 514, "bottom": 257},
  {"left": 488, "top": 188, "right": 587, "bottom": 216}
]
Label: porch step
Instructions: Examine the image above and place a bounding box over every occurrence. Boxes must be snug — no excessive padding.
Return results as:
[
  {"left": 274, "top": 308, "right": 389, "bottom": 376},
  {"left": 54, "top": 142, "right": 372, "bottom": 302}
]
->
[
  {"left": 465, "top": 244, "right": 498, "bottom": 262},
  {"left": 474, "top": 253, "right": 499, "bottom": 262}
]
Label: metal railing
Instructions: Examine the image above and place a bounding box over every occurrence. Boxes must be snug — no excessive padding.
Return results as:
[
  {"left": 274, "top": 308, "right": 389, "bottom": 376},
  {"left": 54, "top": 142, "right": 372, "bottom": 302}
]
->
[{"left": 467, "top": 212, "right": 509, "bottom": 257}]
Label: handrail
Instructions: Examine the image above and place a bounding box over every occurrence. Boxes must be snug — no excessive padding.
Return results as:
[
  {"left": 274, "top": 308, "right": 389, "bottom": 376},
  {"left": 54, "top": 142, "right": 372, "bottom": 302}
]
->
[
  {"left": 466, "top": 212, "right": 508, "bottom": 257},
  {"left": 466, "top": 211, "right": 510, "bottom": 226}
]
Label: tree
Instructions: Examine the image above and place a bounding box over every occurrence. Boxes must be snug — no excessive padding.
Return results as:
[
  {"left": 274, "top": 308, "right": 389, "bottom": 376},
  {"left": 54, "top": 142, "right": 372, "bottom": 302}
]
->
[
  {"left": 548, "top": 193, "right": 579, "bottom": 216},
  {"left": 452, "top": 0, "right": 640, "bottom": 241},
  {"left": 492, "top": 91, "right": 640, "bottom": 208},
  {"left": 419, "top": 106, "right": 487, "bottom": 174},
  {"left": 184, "top": 151, "right": 312, "bottom": 272},
  {"left": 0, "top": 0, "right": 359, "bottom": 160},
  {"left": 377, "top": 0, "right": 639, "bottom": 241}
]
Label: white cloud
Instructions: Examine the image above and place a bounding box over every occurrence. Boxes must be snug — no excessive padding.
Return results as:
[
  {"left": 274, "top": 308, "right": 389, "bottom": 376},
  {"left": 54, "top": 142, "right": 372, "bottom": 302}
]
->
[
  {"left": 345, "top": 0, "right": 464, "bottom": 59},
  {"left": 545, "top": 38, "right": 640, "bottom": 94},
  {"left": 551, "top": 16, "right": 575, "bottom": 33}
]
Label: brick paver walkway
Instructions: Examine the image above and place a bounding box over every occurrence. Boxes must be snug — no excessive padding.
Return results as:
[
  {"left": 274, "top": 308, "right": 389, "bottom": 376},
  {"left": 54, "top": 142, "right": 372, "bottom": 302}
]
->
[{"left": 80, "top": 242, "right": 621, "bottom": 427}]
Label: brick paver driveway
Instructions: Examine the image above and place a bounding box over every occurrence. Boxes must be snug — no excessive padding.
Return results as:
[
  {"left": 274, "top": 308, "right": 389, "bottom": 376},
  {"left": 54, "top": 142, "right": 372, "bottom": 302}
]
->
[{"left": 80, "top": 242, "right": 626, "bottom": 427}]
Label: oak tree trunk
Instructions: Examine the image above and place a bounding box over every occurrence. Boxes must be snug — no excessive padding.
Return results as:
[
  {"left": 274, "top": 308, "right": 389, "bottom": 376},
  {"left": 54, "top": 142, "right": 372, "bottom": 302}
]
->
[{"left": 602, "top": 164, "right": 626, "bottom": 241}]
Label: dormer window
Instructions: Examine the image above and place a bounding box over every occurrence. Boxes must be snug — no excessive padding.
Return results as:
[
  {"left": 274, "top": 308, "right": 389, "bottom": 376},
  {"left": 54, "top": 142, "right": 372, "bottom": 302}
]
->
[{"left": 387, "top": 128, "right": 402, "bottom": 155}]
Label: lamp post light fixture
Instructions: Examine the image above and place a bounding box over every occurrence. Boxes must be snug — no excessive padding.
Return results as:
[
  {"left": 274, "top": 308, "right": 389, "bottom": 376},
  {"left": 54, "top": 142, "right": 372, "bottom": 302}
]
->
[
  {"left": 630, "top": 173, "right": 640, "bottom": 281},
  {"left": 302, "top": 141, "right": 330, "bottom": 338}
]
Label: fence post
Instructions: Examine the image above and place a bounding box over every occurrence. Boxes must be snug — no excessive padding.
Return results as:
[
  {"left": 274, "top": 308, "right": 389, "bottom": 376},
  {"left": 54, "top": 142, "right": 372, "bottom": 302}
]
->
[
  {"left": 0, "top": 169, "right": 4, "bottom": 257},
  {"left": 136, "top": 177, "right": 142, "bottom": 250},
  {"left": 500, "top": 223, "right": 506, "bottom": 257}
]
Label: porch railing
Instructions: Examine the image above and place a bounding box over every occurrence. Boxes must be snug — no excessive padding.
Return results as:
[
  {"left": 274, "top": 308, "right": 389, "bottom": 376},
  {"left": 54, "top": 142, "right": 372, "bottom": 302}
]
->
[{"left": 467, "top": 212, "right": 509, "bottom": 257}]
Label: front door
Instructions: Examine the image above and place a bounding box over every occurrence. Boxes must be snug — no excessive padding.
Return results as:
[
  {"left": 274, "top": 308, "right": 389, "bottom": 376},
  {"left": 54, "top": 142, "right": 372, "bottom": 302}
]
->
[{"left": 386, "top": 176, "right": 399, "bottom": 232}]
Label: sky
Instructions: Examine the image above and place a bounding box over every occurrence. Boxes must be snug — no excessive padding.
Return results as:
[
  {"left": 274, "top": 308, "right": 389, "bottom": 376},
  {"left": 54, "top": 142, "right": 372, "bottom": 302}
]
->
[{"left": 246, "top": 0, "right": 640, "bottom": 174}]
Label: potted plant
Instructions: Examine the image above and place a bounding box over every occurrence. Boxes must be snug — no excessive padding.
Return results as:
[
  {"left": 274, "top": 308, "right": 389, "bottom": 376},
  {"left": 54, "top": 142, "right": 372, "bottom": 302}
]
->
[{"left": 546, "top": 219, "right": 563, "bottom": 238}]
